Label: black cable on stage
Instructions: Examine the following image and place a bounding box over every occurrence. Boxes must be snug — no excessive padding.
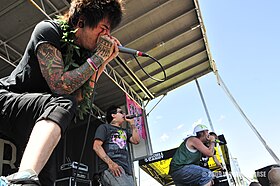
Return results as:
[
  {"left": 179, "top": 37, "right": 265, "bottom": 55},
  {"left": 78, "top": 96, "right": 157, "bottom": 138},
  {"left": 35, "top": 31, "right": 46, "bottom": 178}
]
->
[
  {"left": 73, "top": 67, "right": 100, "bottom": 184},
  {"left": 133, "top": 54, "right": 167, "bottom": 82}
]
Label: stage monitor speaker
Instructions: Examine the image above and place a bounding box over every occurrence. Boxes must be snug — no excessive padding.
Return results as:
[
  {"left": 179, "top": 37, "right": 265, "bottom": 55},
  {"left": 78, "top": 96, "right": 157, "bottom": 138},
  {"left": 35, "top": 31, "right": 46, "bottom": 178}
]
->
[
  {"left": 58, "top": 162, "right": 89, "bottom": 180},
  {"left": 55, "top": 177, "right": 92, "bottom": 186},
  {"left": 214, "top": 175, "right": 229, "bottom": 186}
]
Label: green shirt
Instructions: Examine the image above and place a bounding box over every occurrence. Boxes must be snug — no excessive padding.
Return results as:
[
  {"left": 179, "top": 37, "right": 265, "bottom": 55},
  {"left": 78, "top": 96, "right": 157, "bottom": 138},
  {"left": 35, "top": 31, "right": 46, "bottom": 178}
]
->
[{"left": 169, "top": 137, "right": 202, "bottom": 173}]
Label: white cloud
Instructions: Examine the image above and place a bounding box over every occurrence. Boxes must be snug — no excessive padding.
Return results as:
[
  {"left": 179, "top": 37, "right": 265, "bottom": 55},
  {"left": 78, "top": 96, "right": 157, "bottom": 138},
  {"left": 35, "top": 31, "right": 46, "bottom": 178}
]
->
[
  {"left": 217, "top": 114, "right": 226, "bottom": 122},
  {"left": 149, "top": 115, "right": 163, "bottom": 124},
  {"left": 175, "top": 124, "right": 184, "bottom": 130},
  {"left": 156, "top": 115, "right": 163, "bottom": 120},
  {"left": 160, "top": 133, "right": 169, "bottom": 142}
]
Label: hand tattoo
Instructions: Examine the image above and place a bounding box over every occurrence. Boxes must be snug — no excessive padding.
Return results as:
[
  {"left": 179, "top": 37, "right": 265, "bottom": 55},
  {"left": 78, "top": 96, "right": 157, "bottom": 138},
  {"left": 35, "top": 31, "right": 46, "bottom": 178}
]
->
[{"left": 95, "top": 35, "right": 114, "bottom": 62}]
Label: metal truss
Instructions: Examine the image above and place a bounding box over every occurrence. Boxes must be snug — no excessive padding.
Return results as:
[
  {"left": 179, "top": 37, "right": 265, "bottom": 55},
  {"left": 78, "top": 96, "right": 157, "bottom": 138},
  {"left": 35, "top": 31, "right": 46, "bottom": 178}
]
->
[
  {"left": 104, "top": 62, "right": 144, "bottom": 107},
  {"left": 0, "top": 0, "right": 69, "bottom": 68},
  {"left": 0, "top": 40, "right": 22, "bottom": 68}
]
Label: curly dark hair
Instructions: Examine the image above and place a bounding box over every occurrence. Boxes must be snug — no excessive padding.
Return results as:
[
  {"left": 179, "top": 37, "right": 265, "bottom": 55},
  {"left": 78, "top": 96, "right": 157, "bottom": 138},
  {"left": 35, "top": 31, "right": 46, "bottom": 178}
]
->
[{"left": 60, "top": 0, "right": 125, "bottom": 30}]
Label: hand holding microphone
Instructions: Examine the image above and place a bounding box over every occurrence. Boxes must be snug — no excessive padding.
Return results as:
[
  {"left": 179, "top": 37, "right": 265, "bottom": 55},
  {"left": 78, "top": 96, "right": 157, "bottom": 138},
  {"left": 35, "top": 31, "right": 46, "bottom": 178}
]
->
[
  {"left": 208, "top": 135, "right": 215, "bottom": 143},
  {"left": 88, "top": 35, "right": 119, "bottom": 71},
  {"left": 208, "top": 132, "right": 225, "bottom": 144},
  {"left": 125, "top": 113, "right": 142, "bottom": 129},
  {"left": 214, "top": 139, "right": 225, "bottom": 144}
]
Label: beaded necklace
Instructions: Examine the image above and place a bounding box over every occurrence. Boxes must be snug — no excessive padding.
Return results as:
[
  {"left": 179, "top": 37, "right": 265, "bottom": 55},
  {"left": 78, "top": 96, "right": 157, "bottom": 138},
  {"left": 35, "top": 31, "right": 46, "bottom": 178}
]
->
[{"left": 56, "top": 18, "right": 94, "bottom": 120}]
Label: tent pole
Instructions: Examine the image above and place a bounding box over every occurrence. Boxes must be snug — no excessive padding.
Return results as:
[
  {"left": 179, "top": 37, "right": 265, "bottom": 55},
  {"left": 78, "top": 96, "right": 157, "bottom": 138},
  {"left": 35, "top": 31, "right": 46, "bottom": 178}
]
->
[
  {"left": 195, "top": 78, "right": 233, "bottom": 186},
  {"left": 217, "top": 73, "right": 280, "bottom": 164},
  {"left": 195, "top": 79, "right": 215, "bottom": 131}
]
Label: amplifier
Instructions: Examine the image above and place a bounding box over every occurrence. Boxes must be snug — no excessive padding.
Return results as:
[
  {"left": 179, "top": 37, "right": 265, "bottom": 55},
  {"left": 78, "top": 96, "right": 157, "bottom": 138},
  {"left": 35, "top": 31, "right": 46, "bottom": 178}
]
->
[
  {"left": 58, "top": 162, "right": 89, "bottom": 179},
  {"left": 60, "top": 162, "right": 88, "bottom": 172},
  {"left": 58, "top": 168, "right": 89, "bottom": 179},
  {"left": 55, "top": 177, "right": 92, "bottom": 186}
]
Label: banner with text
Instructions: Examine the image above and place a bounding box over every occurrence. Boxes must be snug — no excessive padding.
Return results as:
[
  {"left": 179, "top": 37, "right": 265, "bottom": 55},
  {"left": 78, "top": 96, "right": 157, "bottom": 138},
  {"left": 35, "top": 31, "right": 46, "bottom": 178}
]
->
[{"left": 126, "top": 94, "right": 152, "bottom": 160}]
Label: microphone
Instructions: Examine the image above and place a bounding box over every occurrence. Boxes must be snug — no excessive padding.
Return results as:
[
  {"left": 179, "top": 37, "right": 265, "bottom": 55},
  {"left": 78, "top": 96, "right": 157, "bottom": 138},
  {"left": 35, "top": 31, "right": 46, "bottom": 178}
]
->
[
  {"left": 215, "top": 139, "right": 225, "bottom": 144},
  {"left": 118, "top": 46, "right": 149, "bottom": 57},
  {"left": 125, "top": 113, "right": 143, "bottom": 119}
]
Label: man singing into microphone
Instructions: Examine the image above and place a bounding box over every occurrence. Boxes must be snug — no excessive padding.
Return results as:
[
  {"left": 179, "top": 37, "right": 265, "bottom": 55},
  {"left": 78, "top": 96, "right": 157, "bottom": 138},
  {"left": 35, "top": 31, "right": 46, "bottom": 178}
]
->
[
  {"left": 0, "top": 0, "right": 124, "bottom": 185},
  {"left": 169, "top": 124, "right": 216, "bottom": 186},
  {"left": 200, "top": 132, "right": 223, "bottom": 171},
  {"left": 93, "top": 105, "right": 140, "bottom": 186}
]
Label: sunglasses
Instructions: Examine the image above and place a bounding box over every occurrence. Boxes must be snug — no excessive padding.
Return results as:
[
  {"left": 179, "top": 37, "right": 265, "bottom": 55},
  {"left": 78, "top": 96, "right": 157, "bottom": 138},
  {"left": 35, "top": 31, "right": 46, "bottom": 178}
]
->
[{"left": 117, "top": 110, "right": 124, "bottom": 114}]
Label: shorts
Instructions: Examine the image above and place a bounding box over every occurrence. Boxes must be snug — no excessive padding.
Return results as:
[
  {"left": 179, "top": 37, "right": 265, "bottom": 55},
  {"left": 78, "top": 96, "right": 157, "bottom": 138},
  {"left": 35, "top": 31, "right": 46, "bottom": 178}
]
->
[
  {"left": 0, "top": 89, "right": 77, "bottom": 185},
  {"left": 0, "top": 89, "right": 77, "bottom": 141},
  {"left": 170, "top": 164, "right": 214, "bottom": 186}
]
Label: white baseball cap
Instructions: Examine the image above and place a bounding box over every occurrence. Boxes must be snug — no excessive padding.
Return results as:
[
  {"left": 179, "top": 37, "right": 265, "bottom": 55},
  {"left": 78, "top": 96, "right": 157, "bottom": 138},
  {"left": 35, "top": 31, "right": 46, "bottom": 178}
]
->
[{"left": 193, "top": 124, "right": 209, "bottom": 134}]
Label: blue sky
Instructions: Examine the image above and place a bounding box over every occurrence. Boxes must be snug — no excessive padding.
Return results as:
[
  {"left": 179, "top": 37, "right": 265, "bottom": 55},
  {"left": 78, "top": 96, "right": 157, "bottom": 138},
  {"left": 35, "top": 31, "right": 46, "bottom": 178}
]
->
[{"left": 136, "top": 0, "right": 280, "bottom": 185}]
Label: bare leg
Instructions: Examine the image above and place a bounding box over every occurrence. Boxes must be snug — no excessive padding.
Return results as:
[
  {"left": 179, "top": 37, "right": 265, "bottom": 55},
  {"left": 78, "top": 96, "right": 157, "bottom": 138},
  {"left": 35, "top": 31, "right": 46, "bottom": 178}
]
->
[{"left": 19, "top": 120, "right": 61, "bottom": 174}]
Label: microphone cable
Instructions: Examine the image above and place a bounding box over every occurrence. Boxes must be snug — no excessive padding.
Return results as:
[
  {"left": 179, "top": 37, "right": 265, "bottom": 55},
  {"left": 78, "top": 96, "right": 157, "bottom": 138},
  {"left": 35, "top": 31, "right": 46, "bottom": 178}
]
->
[
  {"left": 133, "top": 54, "right": 167, "bottom": 82},
  {"left": 73, "top": 67, "right": 100, "bottom": 185}
]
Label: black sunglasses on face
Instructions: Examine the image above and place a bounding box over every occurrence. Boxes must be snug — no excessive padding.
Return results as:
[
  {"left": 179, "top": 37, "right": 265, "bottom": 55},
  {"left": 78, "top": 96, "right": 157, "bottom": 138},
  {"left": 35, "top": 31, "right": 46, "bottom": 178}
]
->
[{"left": 117, "top": 110, "right": 124, "bottom": 114}]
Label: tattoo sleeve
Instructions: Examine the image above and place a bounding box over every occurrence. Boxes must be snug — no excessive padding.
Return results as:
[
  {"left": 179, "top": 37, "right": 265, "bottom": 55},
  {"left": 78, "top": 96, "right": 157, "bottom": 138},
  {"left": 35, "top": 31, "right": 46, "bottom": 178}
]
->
[{"left": 37, "top": 43, "right": 94, "bottom": 94}]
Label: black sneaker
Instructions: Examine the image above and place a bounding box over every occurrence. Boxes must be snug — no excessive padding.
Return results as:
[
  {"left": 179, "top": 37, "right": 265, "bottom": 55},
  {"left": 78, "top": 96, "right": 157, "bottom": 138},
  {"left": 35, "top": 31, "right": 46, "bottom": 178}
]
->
[{"left": 6, "top": 169, "right": 41, "bottom": 186}]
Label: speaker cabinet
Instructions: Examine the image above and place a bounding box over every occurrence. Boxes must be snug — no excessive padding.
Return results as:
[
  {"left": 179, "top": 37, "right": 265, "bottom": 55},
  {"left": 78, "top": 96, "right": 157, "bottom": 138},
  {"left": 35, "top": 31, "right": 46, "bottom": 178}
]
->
[{"left": 55, "top": 177, "right": 92, "bottom": 186}]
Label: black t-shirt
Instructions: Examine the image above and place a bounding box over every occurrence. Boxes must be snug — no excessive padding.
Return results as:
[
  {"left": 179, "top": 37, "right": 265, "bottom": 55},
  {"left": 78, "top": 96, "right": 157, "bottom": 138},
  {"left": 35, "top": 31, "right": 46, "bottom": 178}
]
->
[
  {"left": 94, "top": 123, "right": 133, "bottom": 175},
  {"left": 0, "top": 20, "right": 90, "bottom": 94},
  {"left": 0, "top": 20, "right": 63, "bottom": 93}
]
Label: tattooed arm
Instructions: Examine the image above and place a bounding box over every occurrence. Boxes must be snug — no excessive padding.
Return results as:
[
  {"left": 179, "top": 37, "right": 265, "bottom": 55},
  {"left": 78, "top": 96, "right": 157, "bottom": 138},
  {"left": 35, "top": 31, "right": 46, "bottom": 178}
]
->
[
  {"left": 93, "top": 139, "right": 123, "bottom": 177},
  {"left": 37, "top": 43, "right": 95, "bottom": 95},
  {"left": 37, "top": 35, "right": 119, "bottom": 95}
]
